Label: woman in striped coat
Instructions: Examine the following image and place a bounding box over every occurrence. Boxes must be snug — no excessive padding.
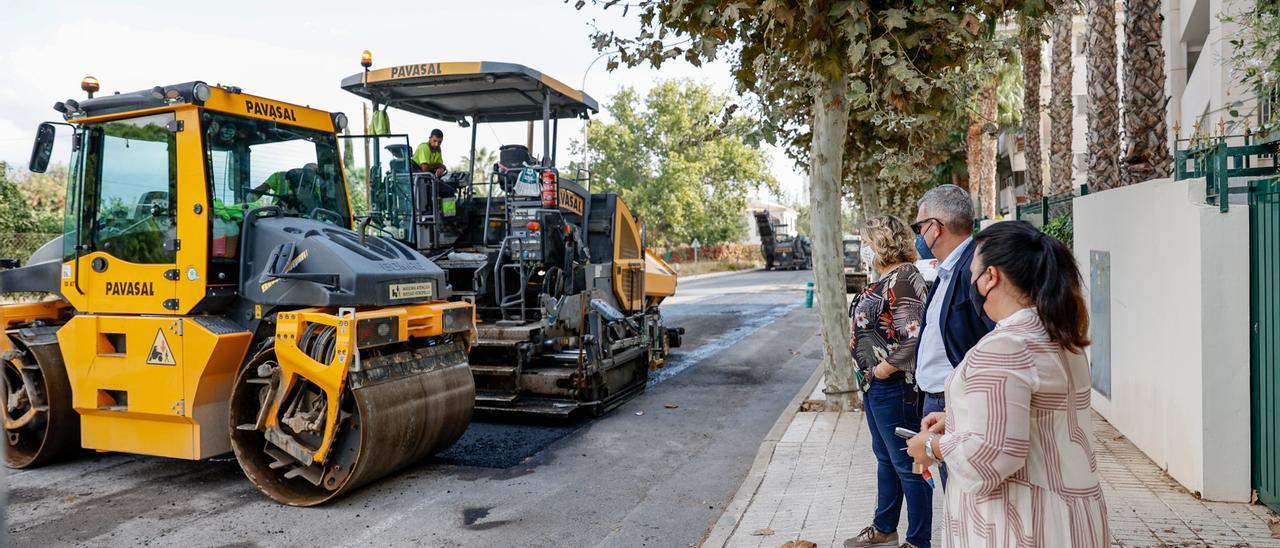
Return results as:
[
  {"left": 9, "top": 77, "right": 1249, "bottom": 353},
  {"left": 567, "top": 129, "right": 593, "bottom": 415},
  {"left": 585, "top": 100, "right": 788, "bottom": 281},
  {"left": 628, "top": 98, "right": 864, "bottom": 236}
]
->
[{"left": 905, "top": 221, "right": 1109, "bottom": 547}]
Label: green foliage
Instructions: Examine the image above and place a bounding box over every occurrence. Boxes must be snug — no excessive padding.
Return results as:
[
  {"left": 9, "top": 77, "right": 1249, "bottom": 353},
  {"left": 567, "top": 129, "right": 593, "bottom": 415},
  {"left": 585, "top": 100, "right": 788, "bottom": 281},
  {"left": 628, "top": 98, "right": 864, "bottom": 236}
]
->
[
  {"left": 575, "top": 0, "right": 1047, "bottom": 222},
  {"left": 1223, "top": 2, "right": 1280, "bottom": 134},
  {"left": 342, "top": 128, "right": 355, "bottom": 171},
  {"left": 343, "top": 160, "right": 370, "bottom": 216},
  {"left": 103, "top": 121, "right": 169, "bottom": 142},
  {"left": 0, "top": 163, "right": 42, "bottom": 233},
  {"left": 582, "top": 80, "right": 776, "bottom": 247},
  {"left": 995, "top": 42, "right": 1024, "bottom": 129},
  {"left": 5, "top": 163, "right": 66, "bottom": 233},
  {"left": 1043, "top": 213, "right": 1073, "bottom": 248}
]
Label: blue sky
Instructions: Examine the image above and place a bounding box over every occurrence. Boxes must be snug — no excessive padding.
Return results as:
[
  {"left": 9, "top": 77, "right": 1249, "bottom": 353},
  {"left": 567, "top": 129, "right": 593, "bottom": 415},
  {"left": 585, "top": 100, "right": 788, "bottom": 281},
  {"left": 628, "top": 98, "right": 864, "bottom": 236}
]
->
[{"left": 0, "top": 0, "right": 805, "bottom": 205}]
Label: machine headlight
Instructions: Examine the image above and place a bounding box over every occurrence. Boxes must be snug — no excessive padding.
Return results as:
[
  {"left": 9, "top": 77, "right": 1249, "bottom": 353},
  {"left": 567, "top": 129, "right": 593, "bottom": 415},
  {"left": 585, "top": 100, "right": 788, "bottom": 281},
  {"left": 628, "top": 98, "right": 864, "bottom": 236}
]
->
[
  {"left": 356, "top": 316, "right": 400, "bottom": 348},
  {"left": 333, "top": 112, "right": 348, "bottom": 131},
  {"left": 192, "top": 82, "right": 211, "bottom": 103}
]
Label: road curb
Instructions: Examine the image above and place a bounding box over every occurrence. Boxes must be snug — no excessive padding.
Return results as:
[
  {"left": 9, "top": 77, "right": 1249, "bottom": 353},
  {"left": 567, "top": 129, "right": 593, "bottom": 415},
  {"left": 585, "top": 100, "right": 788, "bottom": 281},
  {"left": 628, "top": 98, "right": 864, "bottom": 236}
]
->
[
  {"left": 700, "top": 342, "right": 825, "bottom": 548},
  {"left": 677, "top": 268, "right": 763, "bottom": 282}
]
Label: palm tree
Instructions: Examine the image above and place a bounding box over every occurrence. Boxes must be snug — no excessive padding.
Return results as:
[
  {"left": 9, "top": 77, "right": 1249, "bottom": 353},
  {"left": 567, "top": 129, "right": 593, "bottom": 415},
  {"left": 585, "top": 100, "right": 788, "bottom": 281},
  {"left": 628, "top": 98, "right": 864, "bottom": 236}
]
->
[
  {"left": 1086, "top": 0, "right": 1121, "bottom": 192},
  {"left": 1020, "top": 20, "right": 1045, "bottom": 201},
  {"left": 967, "top": 78, "right": 999, "bottom": 218},
  {"left": 453, "top": 147, "right": 499, "bottom": 188},
  {"left": 976, "top": 79, "right": 1000, "bottom": 218},
  {"left": 1048, "top": 1, "right": 1075, "bottom": 195},
  {"left": 1121, "top": 0, "right": 1172, "bottom": 185},
  {"left": 970, "top": 47, "right": 1021, "bottom": 219}
]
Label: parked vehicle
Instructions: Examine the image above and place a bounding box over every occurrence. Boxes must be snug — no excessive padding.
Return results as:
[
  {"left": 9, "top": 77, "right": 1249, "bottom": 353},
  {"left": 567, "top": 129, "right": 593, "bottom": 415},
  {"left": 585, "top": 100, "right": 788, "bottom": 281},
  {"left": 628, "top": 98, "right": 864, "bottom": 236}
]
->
[{"left": 843, "top": 234, "right": 868, "bottom": 293}]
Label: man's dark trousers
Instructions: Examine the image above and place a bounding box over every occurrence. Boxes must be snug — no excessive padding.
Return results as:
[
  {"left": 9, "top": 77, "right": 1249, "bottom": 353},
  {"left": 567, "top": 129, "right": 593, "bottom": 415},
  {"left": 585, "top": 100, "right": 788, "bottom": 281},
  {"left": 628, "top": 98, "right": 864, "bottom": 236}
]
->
[{"left": 922, "top": 392, "right": 947, "bottom": 488}]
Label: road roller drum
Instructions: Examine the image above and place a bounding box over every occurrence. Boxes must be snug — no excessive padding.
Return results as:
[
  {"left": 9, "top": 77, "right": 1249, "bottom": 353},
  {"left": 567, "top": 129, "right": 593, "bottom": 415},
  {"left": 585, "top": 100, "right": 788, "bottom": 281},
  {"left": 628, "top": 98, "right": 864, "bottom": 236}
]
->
[
  {"left": 2, "top": 328, "right": 79, "bottom": 469},
  {"left": 229, "top": 337, "right": 474, "bottom": 506}
]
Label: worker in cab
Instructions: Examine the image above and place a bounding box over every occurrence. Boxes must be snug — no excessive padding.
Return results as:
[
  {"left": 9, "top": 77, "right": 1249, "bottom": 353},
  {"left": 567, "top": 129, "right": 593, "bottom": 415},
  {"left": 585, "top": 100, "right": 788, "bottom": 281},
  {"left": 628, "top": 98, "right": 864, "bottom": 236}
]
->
[
  {"left": 247, "top": 163, "right": 320, "bottom": 209},
  {"left": 413, "top": 128, "right": 447, "bottom": 177}
]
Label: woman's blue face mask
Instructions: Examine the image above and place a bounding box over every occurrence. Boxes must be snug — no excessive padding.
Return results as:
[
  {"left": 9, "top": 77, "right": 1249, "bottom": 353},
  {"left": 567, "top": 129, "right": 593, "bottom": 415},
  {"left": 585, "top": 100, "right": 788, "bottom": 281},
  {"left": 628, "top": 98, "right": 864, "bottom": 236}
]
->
[{"left": 915, "top": 234, "right": 935, "bottom": 260}]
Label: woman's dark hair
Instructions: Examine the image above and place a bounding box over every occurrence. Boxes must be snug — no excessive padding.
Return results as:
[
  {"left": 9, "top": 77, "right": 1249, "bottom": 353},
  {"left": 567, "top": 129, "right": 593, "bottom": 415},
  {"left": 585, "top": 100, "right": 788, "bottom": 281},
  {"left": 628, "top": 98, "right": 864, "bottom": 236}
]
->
[{"left": 973, "top": 221, "right": 1090, "bottom": 352}]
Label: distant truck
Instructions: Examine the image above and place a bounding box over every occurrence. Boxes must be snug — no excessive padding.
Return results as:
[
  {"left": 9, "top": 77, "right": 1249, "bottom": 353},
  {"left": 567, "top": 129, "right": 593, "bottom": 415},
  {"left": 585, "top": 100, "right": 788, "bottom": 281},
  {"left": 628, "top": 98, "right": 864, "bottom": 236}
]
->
[
  {"left": 753, "top": 210, "right": 811, "bottom": 270},
  {"left": 843, "top": 234, "right": 869, "bottom": 293}
]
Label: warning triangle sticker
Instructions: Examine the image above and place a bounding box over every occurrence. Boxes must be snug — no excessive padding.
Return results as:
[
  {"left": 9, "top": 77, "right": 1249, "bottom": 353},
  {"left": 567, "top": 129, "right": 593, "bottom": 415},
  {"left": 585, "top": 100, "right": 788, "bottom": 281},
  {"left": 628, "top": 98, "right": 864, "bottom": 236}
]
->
[{"left": 147, "top": 329, "right": 176, "bottom": 366}]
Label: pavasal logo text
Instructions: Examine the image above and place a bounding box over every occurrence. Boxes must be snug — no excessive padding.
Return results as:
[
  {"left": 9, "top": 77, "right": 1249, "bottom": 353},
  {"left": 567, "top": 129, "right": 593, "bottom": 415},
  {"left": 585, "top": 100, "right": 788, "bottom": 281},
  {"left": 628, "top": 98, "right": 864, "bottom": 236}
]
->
[
  {"left": 106, "top": 281, "right": 155, "bottom": 296},
  {"left": 390, "top": 63, "right": 444, "bottom": 79},
  {"left": 244, "top": 100, "right": 298, "bottom": 122}
]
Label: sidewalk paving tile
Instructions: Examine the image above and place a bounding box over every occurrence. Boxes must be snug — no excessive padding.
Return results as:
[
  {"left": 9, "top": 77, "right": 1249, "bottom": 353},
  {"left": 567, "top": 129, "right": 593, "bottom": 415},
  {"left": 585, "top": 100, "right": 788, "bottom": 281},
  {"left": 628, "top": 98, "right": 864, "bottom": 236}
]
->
[{"left": 714, "top": 410, "right": 1280, "bottom": 548}]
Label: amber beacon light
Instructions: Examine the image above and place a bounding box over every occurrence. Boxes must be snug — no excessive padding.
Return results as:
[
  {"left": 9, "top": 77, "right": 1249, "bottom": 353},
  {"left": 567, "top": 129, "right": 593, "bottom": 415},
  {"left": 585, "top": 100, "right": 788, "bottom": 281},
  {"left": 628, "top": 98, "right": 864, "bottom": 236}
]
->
[
  {"left": 361, "top": 50, "right": 373, "bottom": 69},
  {"left": 80, "top": 76, "right": 100, "bottom": 98}
]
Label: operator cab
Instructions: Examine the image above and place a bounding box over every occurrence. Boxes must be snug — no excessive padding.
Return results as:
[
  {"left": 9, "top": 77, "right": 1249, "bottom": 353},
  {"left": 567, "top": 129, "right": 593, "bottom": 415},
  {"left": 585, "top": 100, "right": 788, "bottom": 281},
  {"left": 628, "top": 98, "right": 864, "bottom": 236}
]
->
[
  {"left": 339, "top": 61, "right": 598, "bottom": 262},
  {"left": 23, "top": 80, "right": 360, "bottom": 315}
]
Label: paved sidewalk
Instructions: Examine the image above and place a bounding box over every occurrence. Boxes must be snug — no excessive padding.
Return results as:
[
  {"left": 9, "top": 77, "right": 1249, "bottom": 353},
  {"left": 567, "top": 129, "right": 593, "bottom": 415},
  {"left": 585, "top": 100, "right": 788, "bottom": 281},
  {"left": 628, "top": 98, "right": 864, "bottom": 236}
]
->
[{"left": 706, "top": 392, "right": 1280, "bottom": 547}]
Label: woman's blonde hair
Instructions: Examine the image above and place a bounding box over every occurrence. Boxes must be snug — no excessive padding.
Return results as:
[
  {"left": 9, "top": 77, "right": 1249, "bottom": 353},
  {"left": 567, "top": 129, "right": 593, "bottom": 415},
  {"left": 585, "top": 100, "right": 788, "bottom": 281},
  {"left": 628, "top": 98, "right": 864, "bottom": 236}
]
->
[{"left": 862, "top": 214, "right": 918, "bottom": 268}]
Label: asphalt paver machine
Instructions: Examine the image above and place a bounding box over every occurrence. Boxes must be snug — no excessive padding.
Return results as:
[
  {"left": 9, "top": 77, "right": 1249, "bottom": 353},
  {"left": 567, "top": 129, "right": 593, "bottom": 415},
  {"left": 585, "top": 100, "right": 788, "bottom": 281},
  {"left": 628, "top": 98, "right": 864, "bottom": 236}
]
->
[
  {"left": 753, "top": 210, "right": 811, "bottom": 270},
  {"left": 339, "top": 57, "right": 682, "bottom": 418},
  {"left": 0, "top": 78, "right": 476, "bottom": 505}
]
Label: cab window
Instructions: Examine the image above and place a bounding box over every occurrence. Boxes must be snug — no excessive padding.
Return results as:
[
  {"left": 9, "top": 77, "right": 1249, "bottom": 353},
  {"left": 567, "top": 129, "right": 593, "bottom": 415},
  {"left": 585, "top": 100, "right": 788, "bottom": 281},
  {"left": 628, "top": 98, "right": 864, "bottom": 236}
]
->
[
  {"left": 203, "top": 112, "right": 348, "bottom": 259},
  {"left": 80, "top": 113, "right": 178, "bottom": 265}
]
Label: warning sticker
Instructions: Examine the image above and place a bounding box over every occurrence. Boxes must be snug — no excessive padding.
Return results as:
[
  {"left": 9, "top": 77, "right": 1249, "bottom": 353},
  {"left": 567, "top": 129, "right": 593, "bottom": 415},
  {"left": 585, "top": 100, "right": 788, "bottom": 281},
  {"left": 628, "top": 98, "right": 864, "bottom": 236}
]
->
[{"left": 147, "top": 329, "right": 176, "bottom": 366}]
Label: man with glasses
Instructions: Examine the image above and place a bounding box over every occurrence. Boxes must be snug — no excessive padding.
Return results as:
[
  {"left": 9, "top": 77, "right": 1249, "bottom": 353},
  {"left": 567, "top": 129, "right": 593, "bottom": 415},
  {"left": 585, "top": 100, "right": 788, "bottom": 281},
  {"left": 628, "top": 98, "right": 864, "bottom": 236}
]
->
[{"left": 910, "top": 184, "right": 994, "bottom": 487}]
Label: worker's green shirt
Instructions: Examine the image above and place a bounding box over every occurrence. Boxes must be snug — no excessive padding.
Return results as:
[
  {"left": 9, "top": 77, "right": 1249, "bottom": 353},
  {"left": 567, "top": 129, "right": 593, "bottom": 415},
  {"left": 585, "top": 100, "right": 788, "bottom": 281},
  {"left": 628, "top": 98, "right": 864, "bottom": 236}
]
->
[
  {"left": 412, "top": 143, "right": 443, "bottom": 166},
  {"left": 264, "top": 171, "right": 286, "bottom": 193}
]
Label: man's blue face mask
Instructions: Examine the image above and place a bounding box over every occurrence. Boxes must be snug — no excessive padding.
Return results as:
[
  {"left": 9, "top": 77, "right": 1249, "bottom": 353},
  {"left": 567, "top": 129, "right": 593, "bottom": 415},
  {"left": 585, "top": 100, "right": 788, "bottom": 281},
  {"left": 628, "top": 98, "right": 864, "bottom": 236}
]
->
[{"left": 915, "top": 234, "right": 935, "bottom": 260}]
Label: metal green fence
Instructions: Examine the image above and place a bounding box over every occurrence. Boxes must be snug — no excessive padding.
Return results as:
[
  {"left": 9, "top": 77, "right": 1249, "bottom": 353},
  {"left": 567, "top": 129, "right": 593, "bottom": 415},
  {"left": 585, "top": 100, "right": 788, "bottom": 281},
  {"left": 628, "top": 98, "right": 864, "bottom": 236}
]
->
[
  {"left": 1174, "top": 133, "right": 1278, "bottom": 212},
  {"left": 1015, "top": 185, "right": 1088, "bottom": 229},
  {"left": 1251, "top": 177, "right": 1280, "bottom": 512}
]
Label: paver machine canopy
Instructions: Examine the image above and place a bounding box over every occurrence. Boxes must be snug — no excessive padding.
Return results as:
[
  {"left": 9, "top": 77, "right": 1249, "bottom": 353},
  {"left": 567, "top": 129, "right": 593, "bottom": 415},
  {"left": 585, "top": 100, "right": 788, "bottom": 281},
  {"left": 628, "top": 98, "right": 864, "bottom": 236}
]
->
[
  {"left": 340, "top": 56, "right": 682, "bottom": 417},
  {"left": 0, "top": 77, "right": 476, "bottom": 506}
]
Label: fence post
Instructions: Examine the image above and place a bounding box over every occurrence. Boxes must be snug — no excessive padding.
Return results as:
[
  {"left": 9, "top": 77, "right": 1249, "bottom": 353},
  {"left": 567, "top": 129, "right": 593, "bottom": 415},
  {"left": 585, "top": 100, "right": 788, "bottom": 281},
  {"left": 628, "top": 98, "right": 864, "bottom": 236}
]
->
[
  {"left": 1215, "top": 142, "right": 1230, "bottom": 213},
  {"left": 1079, "top": 183, "right": 1088, "bottom": 196},
  {"left": 1041, "top": 196, "right": 1050, "bottom": 226}
]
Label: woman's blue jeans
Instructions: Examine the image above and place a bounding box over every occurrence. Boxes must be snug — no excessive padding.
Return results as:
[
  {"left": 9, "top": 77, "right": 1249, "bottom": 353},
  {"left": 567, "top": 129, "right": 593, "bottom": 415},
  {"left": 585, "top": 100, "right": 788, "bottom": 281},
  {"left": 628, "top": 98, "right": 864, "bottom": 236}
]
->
[{"left": 863, "top": 375, "right": 932, "bottom": 547}]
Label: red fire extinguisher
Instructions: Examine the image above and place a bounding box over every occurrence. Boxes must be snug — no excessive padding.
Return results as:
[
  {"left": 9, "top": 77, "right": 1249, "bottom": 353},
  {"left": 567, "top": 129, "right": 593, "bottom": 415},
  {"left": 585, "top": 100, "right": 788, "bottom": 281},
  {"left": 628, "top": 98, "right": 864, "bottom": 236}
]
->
[{"left": 540, "top": 169, "right": 558, "bottom": 208}]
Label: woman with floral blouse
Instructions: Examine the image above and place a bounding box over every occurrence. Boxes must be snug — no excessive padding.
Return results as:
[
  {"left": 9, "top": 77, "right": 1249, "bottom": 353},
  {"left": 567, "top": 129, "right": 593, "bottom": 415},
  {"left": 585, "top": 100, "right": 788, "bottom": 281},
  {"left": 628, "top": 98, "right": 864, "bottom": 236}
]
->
[{"left": 844, "top": 215, "right": 931, "bottom": 548}]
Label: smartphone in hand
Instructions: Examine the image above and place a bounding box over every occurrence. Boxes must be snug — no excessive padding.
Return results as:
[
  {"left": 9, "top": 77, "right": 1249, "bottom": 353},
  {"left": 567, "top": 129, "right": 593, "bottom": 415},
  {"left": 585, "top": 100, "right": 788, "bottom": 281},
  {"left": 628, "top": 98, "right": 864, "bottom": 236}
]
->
[{"left": 894, "top": 427, "right": 918, "bottom": 439}]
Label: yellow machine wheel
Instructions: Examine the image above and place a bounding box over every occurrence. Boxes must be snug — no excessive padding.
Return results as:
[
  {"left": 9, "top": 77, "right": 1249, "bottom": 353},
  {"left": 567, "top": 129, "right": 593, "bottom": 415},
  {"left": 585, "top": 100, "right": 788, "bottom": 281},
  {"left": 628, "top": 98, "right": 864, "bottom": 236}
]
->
[
  {"left": 228, "top": 338, "right": 474, "bottom": 506},
  {"left": 2, "top": 339, "right": 79, "bottom": 468}
]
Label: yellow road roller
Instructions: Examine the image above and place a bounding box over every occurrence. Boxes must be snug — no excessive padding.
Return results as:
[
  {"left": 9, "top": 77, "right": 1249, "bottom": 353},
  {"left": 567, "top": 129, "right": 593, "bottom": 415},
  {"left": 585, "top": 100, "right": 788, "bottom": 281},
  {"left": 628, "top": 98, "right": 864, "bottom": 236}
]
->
[{"left": 1, "top": 78, "right": 476, "bottom": 505}]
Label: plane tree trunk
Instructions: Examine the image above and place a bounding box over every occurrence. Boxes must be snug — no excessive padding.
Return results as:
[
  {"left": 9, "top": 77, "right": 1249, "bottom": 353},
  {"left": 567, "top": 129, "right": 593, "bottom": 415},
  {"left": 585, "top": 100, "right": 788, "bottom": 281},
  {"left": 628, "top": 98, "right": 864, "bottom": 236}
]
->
[{"left": 808, "top": 74, "right": 856, "bottom": 411}]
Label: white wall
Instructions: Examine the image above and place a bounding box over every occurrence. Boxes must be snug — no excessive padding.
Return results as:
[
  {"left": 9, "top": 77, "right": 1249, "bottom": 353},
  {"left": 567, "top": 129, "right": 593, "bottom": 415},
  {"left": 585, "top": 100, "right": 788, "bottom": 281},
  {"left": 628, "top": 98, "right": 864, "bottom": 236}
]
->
[{"left": 1075, "top": 178, "right": 1251, "bottom": 501}]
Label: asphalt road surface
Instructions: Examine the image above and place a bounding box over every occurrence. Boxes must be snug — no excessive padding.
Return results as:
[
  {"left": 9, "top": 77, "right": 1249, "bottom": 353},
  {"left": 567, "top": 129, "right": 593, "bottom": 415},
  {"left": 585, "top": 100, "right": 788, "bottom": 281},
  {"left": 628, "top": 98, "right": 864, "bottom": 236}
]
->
[{"left": 7, "top": 269, "right": 822, "bottom": 548}]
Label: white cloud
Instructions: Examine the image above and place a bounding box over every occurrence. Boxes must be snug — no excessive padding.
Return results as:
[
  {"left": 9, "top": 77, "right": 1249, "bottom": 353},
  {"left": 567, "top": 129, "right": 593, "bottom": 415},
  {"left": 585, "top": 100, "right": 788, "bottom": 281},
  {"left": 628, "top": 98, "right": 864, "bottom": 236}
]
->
[{"left": 0, "top": 117, "right": 31, "bottom": 170}]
